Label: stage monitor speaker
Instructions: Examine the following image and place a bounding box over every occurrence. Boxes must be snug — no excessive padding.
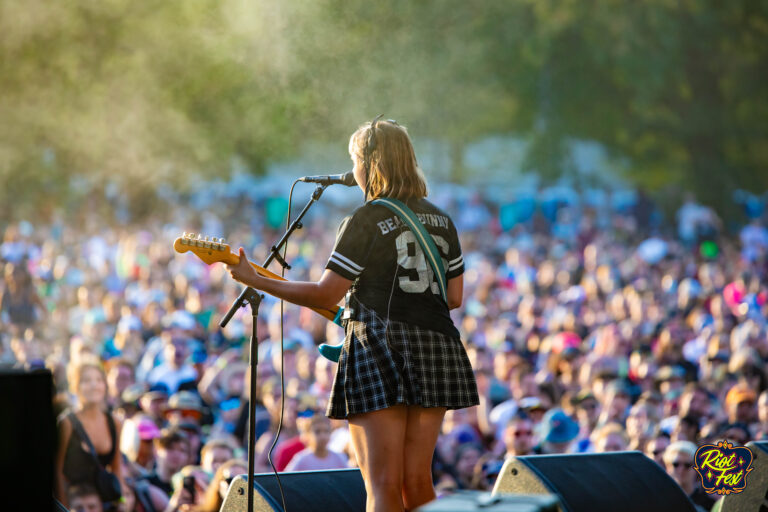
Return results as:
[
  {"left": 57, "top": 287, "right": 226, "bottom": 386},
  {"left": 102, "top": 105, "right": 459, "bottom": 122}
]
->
[
  {"left": 0, "top": 370, "right": 55, "bottom": 511},
  {"left": 220, "top": 467, "right": 366, "bottom": 512},
  {"left": 713, "top": 441, "right": 768, "bottom": 512},
  {"left": 492, "top": 451, "right": 697, "bottom": 512},
  {"left": 415, "top": 491, "right": 560, "bottom": 511}
]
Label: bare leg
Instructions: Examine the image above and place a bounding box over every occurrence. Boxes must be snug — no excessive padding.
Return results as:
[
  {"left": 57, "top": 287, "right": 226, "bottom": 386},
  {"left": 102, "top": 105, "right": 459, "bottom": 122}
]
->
[
  {"left": 348, "top": 405, "right": 408, "bottom": 512},
  {"left": 402, "top": 406, "right": 446, "bottom": 511}
]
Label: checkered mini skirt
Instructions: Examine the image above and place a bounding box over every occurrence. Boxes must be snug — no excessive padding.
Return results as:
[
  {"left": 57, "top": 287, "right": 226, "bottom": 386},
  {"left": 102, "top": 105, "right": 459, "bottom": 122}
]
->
[{"left": 326, "top": 301, "right": 479, "bottom": 419}]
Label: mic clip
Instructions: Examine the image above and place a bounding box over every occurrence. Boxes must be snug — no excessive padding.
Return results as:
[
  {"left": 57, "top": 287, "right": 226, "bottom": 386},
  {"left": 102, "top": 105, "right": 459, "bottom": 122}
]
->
[{"left": 271, "top": 246, "right": 292, "bottom": 271}]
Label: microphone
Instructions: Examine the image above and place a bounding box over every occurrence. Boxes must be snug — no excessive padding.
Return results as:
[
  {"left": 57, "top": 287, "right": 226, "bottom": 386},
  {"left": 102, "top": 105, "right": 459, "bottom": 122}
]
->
[{"left": 299, "top": 171, "right": 357, "bottom": 187}]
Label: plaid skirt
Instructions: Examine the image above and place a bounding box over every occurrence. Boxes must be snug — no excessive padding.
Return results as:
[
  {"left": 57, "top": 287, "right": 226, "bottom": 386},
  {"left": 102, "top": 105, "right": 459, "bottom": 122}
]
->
[{"left": 326, "top": 301, "right": 479, "bottom": 419}]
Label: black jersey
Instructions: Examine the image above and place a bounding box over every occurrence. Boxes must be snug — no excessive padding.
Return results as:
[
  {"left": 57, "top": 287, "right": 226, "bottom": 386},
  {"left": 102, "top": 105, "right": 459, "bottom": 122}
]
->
[{"left": 325, "top": 197, "right": 464, "bottom": 338}]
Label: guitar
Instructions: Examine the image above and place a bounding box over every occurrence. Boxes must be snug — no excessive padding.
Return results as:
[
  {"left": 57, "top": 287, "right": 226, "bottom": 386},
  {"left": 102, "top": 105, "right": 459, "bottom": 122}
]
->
[{"left": 173, "top": 232, "right": 342, "bottom": 324}]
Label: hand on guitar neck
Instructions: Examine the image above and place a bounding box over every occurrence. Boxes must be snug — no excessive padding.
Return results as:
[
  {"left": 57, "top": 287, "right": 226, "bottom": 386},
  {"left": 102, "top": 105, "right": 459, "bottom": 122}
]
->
[{"left": 173, "top": 232, "right": 341, "bottom": 324}]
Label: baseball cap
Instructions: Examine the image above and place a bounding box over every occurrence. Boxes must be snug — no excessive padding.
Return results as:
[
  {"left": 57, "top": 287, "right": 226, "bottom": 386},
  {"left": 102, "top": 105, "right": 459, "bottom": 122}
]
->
[
  {"left": 552, "top": 332, "right": 581, "bottom": 355},
  {"left": 137, "top": 418, "right": 161, "bottom": 441},
  {"left": 167, "top": 391, "right": 204, "bottom": 413},
  {"left": 122, "top": 383, "right": 148, "bottom": 405},
  {"left": 725, "top": 385, "right": 757, "bottom": 408},
  {"left": 540, "top": 408, "right": 579, "bottom": 444},
  {"left": 220, "top": 397, "right": 241, "bottom": 413},
  {"left": 519, "top": 396, "right": 547, "bottom": 412},
  {"left": 144, "top": 382, "right": 170, "bottom": 400}
]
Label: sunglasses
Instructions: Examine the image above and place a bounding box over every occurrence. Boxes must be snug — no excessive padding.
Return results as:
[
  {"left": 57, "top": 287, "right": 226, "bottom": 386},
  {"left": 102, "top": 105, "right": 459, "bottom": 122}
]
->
[
  {"left": 670, "top": 461, "right": 693, "bottom": 469},
  {"left": 513, "top": 429, "right": 533, "bottom": 438}
]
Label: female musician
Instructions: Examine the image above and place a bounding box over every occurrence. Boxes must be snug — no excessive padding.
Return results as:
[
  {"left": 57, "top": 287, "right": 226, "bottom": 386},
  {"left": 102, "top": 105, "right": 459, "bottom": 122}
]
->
[{"left": 227, "top": 117, "right": 478, "bottom": 511}]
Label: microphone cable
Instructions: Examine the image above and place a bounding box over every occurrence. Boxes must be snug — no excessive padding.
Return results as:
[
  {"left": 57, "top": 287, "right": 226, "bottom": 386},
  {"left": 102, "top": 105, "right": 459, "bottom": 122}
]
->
[{"left": 264, "top": 178, "right": 301, "bottom": 512}]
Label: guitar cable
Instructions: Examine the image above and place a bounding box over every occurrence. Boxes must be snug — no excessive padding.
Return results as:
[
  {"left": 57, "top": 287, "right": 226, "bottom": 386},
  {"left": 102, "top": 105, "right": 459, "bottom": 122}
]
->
[{"left": 264, "top": 179, "right": 301, "bottom": 512}]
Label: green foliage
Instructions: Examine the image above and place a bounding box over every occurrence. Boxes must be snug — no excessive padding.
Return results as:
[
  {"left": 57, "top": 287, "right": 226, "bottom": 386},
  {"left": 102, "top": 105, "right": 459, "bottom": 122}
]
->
[{"left": 1, "top": 0, "right": 767, "bottom": 219}]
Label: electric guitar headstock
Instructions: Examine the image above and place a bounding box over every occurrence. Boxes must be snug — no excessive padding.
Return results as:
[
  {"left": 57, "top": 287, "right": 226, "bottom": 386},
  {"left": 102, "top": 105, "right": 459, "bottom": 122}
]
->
[{"left": 173, "top": 232, "right": 238, "bottom": 265}]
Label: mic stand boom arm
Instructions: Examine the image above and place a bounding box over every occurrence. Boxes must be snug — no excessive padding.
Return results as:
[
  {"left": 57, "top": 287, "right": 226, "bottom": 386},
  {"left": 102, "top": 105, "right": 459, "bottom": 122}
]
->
[
  {"left": 218, "top": 183, "right": 328, "bottom": 512},
  {"left": 219, "top": 183, "right": 328, "bottom": 329}
]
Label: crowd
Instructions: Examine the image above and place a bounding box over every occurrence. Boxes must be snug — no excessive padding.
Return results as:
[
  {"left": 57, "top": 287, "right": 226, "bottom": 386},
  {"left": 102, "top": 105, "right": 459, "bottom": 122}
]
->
[{"left": 1, "top": 182, "right": 767, "bottom": 512}]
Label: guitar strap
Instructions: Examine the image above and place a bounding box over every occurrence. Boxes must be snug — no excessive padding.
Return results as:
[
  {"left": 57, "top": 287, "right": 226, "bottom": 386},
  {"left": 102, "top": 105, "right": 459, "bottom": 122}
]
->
[{"left": 371, "top": 197, "right": 448, "bottom": 304}]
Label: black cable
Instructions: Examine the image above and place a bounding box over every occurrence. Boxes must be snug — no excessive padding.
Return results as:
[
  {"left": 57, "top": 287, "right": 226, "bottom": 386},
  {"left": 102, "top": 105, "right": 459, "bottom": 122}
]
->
[
  {"left": 265, "top": 179, "right": 300, "bottom": 512},
  {"left": 383, "top": 226, "right": 402, "bottom": 344}
]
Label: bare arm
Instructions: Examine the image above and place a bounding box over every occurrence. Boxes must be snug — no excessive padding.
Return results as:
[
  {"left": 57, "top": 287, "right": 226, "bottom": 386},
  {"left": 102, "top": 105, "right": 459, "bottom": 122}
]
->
[
  {"left": 227, "top": 248, "right": 352, "bottom": 310},
  {"left": 198, "top": 362, "right": 225, "bottom": 405},
  {"left": 447, "top": 275, "right": 463, "bottom": 310},
  {"left": 54, "top": 417, "right": 71, "bottom": 506},
  {"left": 149, "top": 484, "right": 170, "bottom": 511},
  {"left": 474, "top": 371, "right": 494, "bottom": 437},
  {"left": 197, "top": 349, "right": 242, "bottom": 404},
  {"left": 111, "top": 415, "right": 125, "bottom": 491}
]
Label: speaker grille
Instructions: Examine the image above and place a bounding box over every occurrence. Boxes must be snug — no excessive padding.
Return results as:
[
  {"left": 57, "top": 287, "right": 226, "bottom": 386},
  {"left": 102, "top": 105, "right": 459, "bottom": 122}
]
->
[{"left": 496, "top": 451, "right": 697, "bottom": 512}]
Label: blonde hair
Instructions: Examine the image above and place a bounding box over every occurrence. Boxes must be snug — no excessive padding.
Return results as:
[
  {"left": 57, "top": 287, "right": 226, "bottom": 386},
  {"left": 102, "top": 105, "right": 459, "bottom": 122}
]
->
[
  {"left": 663, "top": 440, "right": 698, "bottom": 464},
  {"left": 67, "top": 356, "right": 107, "bottom": 398},
  {"left": 592, "top": 422, "right": 629, "bottom": 446},
  {"left": 348, "top": 119, "right": 427, "bottom": 201},
  {"left": 308, "top": 414, "right": 331, "bottom": 429}
]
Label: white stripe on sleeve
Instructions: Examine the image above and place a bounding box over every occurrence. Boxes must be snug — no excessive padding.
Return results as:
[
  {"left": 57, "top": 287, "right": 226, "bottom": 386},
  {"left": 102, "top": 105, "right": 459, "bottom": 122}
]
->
[
  {"left": 330, "top": 252, "right": 363, "bottom": 272},
  {"left": 328, "top": 255, "right": 362, "bottom": 276}
]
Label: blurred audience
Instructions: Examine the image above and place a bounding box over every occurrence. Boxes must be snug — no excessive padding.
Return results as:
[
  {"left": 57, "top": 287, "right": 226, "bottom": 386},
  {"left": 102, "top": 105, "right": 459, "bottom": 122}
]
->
[{"left": 2, "top": 183, "right": 767, "bottom": 511}]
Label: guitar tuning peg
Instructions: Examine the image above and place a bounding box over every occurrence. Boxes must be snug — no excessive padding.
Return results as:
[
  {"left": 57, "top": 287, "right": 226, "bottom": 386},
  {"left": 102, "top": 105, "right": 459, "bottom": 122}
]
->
[{"left": 219, "top": 238, "right": 226, "bottom": 245}]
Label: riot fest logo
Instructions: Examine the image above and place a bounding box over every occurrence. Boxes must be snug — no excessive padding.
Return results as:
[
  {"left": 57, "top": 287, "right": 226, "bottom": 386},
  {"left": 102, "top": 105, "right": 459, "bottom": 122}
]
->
[{"left": 694, "top": 441, "right": 754, "bottom": 495}]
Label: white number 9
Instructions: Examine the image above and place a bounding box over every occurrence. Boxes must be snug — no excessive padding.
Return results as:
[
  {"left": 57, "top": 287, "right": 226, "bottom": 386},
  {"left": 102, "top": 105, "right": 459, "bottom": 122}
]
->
[{"left": 395, "top": 231, "right": 449, "bottom": 295}]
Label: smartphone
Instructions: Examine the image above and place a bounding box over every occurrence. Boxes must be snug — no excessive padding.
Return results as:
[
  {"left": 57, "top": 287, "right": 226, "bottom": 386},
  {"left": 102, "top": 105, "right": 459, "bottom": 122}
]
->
[{"left": 183, "top": 475, "right": 196, "bottom": 501}]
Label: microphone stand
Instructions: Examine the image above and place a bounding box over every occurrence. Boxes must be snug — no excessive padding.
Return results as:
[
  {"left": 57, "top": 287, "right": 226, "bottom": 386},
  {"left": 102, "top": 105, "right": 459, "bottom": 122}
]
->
[{"left": 219, "top": 184, "right": 329, "bottom": 512}]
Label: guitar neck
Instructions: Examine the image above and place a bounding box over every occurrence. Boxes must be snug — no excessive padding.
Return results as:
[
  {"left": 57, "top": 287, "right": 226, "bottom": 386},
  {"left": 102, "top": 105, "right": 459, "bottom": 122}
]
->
[
  {"left": 176, "top": 240, "right": 340, "bottom": 323},
  {"left": 249, "top": 261, "right": 340, "bottom": 322}
]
